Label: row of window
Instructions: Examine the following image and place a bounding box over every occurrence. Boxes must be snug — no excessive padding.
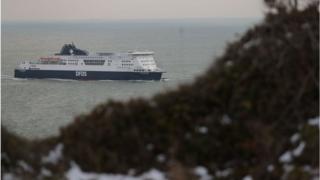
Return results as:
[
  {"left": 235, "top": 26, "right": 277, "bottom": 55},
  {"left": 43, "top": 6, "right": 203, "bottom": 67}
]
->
[
  {"left": 134, "top": 69, "right": 146, "bottom": 72},
  {"left": 84, "top": 60, "right": 105, "bottom": 65},
  {"left": 40, "top": 61, "right": 64, "bottom": 65},
  {"left": 122, "top": 64, "right": 134, "bottom": 66},
  {"left": 140, "top": 60, "right": 153, "bottom": 63},
  {"left": 142, "top": 63, "right": 155, "bottom": 66},
  {"left": 137, "top": 56, "right": 153, "bottom": 60},
  {"left": 134, "top": 69, "right": 152, "bottom": 72},
  {"left": 70, "top": 56, "right": 104, "bottom": 59}
]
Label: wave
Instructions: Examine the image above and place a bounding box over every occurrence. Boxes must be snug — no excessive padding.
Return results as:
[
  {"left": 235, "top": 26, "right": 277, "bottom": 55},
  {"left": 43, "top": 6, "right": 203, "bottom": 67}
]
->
[
  {"left": 161, "top": 78, "right": 170, "bottom": 82},
  {"left": 1, "top": 75, "right": 13, "bottom": 79},
  {"left": 1, "top": 75, "right": 29, "bottom": 81}
]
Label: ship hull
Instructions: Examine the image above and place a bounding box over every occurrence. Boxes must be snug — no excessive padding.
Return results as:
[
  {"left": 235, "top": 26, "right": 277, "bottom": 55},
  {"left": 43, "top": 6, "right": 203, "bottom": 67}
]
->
[{"left": 14, "top": 69, "right": 163, "bottom": 81}]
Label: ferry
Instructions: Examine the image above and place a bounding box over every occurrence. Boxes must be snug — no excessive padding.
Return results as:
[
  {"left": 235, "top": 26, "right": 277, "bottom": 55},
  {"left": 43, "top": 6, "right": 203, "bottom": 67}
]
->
[{"left": 14, "top": 43, "right": 164, "bottom": 80}]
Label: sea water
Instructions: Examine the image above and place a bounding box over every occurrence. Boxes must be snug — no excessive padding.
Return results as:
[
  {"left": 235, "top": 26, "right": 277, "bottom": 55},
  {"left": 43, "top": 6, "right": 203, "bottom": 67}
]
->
[{"left": 1, "top": 18, "right": 258, "bottom": 138}]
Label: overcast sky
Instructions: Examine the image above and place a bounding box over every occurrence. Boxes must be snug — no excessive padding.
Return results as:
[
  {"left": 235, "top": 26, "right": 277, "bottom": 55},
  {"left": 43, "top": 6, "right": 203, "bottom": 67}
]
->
[{"left": 2, "top": 0, "right": 264, "bottom": 22}]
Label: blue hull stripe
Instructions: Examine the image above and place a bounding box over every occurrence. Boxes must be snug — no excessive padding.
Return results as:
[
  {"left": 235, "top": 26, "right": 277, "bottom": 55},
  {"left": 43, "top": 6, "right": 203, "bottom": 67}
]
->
[{"left": 14, "top": 69, "right": 162, "bottom": 80}]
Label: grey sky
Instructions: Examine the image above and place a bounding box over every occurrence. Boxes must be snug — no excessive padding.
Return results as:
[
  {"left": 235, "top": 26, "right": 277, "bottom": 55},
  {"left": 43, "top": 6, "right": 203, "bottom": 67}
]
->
[{"left": 2, "top": 0, "right": 264, "bottom": 21}]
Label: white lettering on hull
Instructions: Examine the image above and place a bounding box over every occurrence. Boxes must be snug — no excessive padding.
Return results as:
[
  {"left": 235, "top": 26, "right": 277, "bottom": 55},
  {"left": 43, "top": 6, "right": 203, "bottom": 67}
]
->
[{"left": 75, "top": 71, "right": 87, "bottom": 77}]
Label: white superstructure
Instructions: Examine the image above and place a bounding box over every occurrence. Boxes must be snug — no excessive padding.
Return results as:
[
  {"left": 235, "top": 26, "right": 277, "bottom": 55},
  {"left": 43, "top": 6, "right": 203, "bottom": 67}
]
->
[{"left": 18, "top": 51, "right": 162, "bottom": 72}]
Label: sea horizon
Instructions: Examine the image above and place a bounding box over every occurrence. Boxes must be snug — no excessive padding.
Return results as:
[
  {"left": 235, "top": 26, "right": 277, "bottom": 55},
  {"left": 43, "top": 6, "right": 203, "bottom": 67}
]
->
[{"left": 2, "top": 17, "right": 261, "bottom": 26}]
